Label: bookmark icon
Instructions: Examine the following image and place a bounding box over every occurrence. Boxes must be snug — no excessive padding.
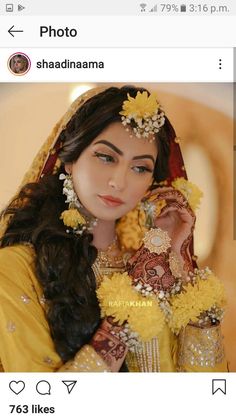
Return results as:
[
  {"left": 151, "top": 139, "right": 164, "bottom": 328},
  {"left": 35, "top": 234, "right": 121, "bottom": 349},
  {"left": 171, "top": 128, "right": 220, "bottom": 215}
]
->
[{"left": 212, "top": 379, "right": 226, "bottom": 395}]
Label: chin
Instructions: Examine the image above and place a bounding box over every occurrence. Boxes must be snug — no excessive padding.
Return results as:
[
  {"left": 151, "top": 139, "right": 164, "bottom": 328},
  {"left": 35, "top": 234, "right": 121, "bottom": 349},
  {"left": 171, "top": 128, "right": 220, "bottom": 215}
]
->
[
  {"left": 93, "top": 207, "right": 128, "bottom": 222},
  {"left": 96, "top": 211, "right": 123, "bottom": 222}
]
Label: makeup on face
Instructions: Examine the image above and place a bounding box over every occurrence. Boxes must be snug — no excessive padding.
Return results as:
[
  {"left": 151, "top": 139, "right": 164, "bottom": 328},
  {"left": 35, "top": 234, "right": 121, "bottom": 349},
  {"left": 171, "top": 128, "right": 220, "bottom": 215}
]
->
[
  {"left": 69, "top": 121, "right": 158, "bottom": 222},
  {"left": 92, "top": 139, "right": 156, "bottom": 174}
]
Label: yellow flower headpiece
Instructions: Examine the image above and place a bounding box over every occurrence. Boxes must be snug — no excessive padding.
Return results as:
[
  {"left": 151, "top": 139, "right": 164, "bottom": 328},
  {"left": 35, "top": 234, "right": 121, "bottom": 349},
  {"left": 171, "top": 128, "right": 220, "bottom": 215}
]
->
[{"left": 119, "top": 91, "right": 165, "bottom": 140}]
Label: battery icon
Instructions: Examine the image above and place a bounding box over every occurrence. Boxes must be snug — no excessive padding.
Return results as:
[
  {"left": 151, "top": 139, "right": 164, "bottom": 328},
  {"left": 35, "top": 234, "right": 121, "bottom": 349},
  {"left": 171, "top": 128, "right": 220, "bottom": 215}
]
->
[{"left": 180, "top": 4, "right": 187, "bottom": 12}]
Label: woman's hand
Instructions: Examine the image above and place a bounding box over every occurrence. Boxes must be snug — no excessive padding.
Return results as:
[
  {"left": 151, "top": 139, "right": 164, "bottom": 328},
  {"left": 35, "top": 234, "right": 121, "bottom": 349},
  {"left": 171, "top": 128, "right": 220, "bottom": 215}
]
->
[
  {"left": 149, "top": 187, "right": 195, "bottom": 256},
  {"left": 126, "top": 187, "right": 196, "bottom": 290},
  {"left": 90, "top": 317, "right": 128, "bottom": 372},
  {"left": 100, "top": 316, "right": 125, "bottom": 334}
]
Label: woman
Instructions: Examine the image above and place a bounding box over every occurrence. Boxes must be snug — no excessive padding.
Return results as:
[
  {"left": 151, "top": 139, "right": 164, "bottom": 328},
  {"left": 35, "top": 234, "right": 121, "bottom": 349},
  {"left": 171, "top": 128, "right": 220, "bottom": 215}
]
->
[
  {"left": 10, "top": 54, "right": 28, "bottom": 74},
  {"left": 0, "top": 85, "right": 227, "bottom": 372}
]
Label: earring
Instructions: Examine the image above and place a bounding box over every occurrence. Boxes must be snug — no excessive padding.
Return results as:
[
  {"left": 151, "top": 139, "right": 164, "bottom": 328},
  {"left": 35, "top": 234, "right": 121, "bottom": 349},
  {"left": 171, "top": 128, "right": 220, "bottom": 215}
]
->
[
  {"left": 59, "top": 173, "right": 97, "bottom": 235},
  {"left": 140, "top": 192, "right": 167, "bottom": 228},
  {"left": 59, "top": 173, "right": 82, "bottom": 208},
  {"left": 139, "top": 199, "right": 156, "bottom": 228}
]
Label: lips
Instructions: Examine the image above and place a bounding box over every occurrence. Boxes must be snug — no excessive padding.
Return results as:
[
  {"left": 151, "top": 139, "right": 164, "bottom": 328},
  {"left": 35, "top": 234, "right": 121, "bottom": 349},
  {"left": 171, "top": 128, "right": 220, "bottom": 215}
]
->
[{"left": 98, "top": 195, "right": 124, "bottom": 207}]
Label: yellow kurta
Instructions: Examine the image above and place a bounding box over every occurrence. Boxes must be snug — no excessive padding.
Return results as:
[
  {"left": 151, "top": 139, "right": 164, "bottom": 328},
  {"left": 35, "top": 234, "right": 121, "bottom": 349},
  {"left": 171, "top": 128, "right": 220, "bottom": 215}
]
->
[{"left": 0, "top": 245, "right": 227, "bottom": 372}]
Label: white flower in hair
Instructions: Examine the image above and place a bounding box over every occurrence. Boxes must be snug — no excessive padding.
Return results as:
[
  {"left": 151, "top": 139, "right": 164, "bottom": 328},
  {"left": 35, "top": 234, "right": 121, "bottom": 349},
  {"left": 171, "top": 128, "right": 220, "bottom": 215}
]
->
[{"left": 119, "top": 91, "right": 165, "bottom": 141}]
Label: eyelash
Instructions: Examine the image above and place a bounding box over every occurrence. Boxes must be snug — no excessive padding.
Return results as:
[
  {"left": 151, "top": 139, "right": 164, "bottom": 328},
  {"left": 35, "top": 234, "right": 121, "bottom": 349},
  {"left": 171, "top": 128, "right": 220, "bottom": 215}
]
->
[
  {"left": 133, "top": 166, "right": 152, "bottom": 174},
  {"left": 93, "top": 152, "right": 153, "bottom": 174},
  {"left": 94, "top": 152, "right": 114, "bottom": 163}
]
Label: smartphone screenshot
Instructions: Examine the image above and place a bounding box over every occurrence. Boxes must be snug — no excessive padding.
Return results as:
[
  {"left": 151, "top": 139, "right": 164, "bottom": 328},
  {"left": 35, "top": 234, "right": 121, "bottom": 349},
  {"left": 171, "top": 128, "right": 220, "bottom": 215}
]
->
[{"left": 0, "top": 1, "right": 235, "bottom": 417}]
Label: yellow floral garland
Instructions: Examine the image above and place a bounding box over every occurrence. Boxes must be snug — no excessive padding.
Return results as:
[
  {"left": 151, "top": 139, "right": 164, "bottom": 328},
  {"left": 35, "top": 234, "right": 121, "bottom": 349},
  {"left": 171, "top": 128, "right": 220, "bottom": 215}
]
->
[
  {"left": 96, "top": 270, "right": 226, "bottom": 342},
  {"left": 169, "top": 272, "right": 226, "bottom": 333},
  {"left": 96, "top": 272, "right": 165, "bottom": 341},
  {"left": 60, "top": 208, "right": 86, "bottom": 229},
  {"left": 116, "top": 204, "right": 147, "bottom": 251},
  {"left": 172, "top": 177, "right": 203, "bottom": 212}
]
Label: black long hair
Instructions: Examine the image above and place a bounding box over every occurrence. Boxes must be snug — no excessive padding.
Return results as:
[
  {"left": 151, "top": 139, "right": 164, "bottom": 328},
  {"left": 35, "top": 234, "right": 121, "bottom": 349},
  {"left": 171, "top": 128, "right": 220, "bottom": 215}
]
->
[{"left": 0, "top": 86, "right": 175, "bottom": 363}]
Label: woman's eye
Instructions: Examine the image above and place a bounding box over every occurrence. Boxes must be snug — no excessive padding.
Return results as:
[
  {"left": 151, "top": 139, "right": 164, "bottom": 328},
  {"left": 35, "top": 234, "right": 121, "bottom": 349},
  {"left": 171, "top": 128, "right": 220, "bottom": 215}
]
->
[
  {"left": 94, "top": 152, "right": 115, "bottom": 163},
  {"left": 133, "top": 166, "right": 152, "bottom": 174}
]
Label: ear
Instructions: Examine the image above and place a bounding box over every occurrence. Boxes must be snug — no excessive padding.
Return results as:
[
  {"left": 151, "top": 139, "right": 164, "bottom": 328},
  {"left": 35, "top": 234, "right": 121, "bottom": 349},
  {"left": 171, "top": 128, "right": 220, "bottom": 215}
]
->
[{"left": 65, "top": 163, "right": 72, "bottom": 175}]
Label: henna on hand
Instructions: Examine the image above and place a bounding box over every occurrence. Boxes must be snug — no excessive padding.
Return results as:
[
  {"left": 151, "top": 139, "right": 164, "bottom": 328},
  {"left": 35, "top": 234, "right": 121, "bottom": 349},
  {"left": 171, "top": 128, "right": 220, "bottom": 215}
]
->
[
  {"left": 180, "top": 224, "right": 195, "bottom": 274},
  {"left": 150, "top": 187, "right": 196, "bottom": 275},
  {"left": 126, "top": 186, "right": 197, "bottom": 291},
  {"left": 127, "top": 246, "right": 176, "bottom": 292},
  {"left": 90, "top": 318, "right": 128, "bottom": 372}
]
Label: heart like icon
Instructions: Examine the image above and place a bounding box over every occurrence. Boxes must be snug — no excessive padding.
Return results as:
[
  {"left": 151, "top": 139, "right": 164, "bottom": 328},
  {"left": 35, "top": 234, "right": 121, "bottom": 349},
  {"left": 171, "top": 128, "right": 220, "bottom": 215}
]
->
[{"left": 9, "top": 380, "right": 25, "bottom": 395}]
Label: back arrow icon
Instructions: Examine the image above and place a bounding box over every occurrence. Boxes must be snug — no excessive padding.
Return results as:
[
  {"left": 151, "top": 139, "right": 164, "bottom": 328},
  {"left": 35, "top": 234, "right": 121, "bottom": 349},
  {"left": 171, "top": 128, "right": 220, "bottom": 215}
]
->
[{"left": 8, "top": 25, "right": 24, "bottom": 37}]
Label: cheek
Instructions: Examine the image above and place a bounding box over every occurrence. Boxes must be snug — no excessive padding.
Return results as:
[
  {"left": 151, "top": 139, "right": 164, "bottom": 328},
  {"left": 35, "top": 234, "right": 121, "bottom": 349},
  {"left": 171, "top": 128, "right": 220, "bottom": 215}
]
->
[
  {"left": 125, "top": 176, "right": 152, "bottom": 207},
  {"left": 72, "top": 158, "right": 106, "bottom": 196}
]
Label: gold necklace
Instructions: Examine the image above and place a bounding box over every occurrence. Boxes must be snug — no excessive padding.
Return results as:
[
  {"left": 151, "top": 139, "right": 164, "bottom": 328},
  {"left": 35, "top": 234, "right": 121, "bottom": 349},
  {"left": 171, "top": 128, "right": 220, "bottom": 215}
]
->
[{"left": 96, "top": 236, "right": 124, "bottom": 268}]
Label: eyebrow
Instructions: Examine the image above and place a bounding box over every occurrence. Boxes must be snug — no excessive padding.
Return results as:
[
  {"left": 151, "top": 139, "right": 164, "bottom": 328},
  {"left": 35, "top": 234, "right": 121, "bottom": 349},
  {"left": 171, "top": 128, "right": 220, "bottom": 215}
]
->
[{"left": 94, "top": 140, "right": 156, "bottom": 165}]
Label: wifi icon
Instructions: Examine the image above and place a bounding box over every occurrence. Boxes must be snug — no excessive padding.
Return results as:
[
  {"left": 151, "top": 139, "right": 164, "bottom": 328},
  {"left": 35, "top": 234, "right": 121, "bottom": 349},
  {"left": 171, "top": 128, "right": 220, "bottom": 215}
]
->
[{"left": 140, "top": 3, "right": 147, "bottom": 12}]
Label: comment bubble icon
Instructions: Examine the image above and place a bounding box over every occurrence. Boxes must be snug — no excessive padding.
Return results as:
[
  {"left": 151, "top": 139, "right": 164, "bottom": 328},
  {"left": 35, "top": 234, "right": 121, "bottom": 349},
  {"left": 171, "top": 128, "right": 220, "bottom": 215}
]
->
[{"left": 36, "top": 380, "right": 51, "bottom": 395}]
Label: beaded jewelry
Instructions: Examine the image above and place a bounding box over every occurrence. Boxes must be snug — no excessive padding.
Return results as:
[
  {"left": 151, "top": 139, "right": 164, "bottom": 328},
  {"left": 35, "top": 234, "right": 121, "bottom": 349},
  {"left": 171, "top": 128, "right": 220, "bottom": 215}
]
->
[
  {"left": 119, "top": 91, "right": 165, "bottom": 141},
  {"left": 96, "top": 236, "right": 124, "bottom": 268},
  {"left": 59, "top": 173, "right": 98, "bottom": 235}
]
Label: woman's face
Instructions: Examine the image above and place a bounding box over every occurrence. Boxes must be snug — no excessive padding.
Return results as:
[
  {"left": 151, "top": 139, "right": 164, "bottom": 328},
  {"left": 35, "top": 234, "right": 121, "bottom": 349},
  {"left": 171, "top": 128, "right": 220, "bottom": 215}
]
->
[
  {"left": 13, "top": 57, "right": 26, "bottom": 73},
  {"left": 66, "top": 121, "right": 158, "bottom": 221}
]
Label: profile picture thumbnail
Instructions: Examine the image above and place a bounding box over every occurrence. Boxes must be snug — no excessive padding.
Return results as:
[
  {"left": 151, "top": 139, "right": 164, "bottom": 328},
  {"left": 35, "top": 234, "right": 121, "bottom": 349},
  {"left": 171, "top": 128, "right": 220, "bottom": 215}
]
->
[{"left": 8, "top": 53, "right": 31, "bottom": 76}]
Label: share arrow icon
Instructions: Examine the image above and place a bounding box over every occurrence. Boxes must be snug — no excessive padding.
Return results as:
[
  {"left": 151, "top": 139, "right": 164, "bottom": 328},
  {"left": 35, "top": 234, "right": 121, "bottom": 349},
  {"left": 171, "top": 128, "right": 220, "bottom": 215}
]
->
[{"left": 62, "top": 380, "right": 77, "bottom": 394}]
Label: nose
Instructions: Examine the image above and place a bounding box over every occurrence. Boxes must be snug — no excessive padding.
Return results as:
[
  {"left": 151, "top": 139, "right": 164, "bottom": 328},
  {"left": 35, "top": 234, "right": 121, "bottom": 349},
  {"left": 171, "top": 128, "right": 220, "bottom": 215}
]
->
[{"left": 108, "top": 167, "right": 127, "bottom": 192}]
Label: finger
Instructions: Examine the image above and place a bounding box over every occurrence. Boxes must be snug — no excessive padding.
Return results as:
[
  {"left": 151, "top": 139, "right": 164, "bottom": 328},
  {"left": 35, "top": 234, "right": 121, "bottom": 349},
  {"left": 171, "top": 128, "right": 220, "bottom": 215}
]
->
[
  {"left": 148, "top": 186, "right": 174, "bottom": 195},
  {"left": 156, "top": 202, "right": 195, "bottom": 223},
  {"left": 148, "top": 188, "right": 188, "bottom": 206},
  {"left": 156, "top": 209, "right": 191, "bottom": 225},
  {"left": 157, "top": 201, "right": 189, "bottom": 215},
  {"left": 156, "top": 196, "right": 195, "bottom": 218},
  {"left": 147, "top": 187, "right": 196, "bottom": 220},
  {"left": 146, "top": 187, "right": 178, "bottom": 201}
]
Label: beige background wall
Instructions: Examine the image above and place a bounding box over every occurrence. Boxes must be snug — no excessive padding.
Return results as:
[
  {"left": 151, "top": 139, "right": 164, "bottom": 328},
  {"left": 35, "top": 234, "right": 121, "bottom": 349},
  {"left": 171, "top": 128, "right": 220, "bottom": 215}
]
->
[{"left": 0, "top": 83, "right": 235, "bottom": 370}]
